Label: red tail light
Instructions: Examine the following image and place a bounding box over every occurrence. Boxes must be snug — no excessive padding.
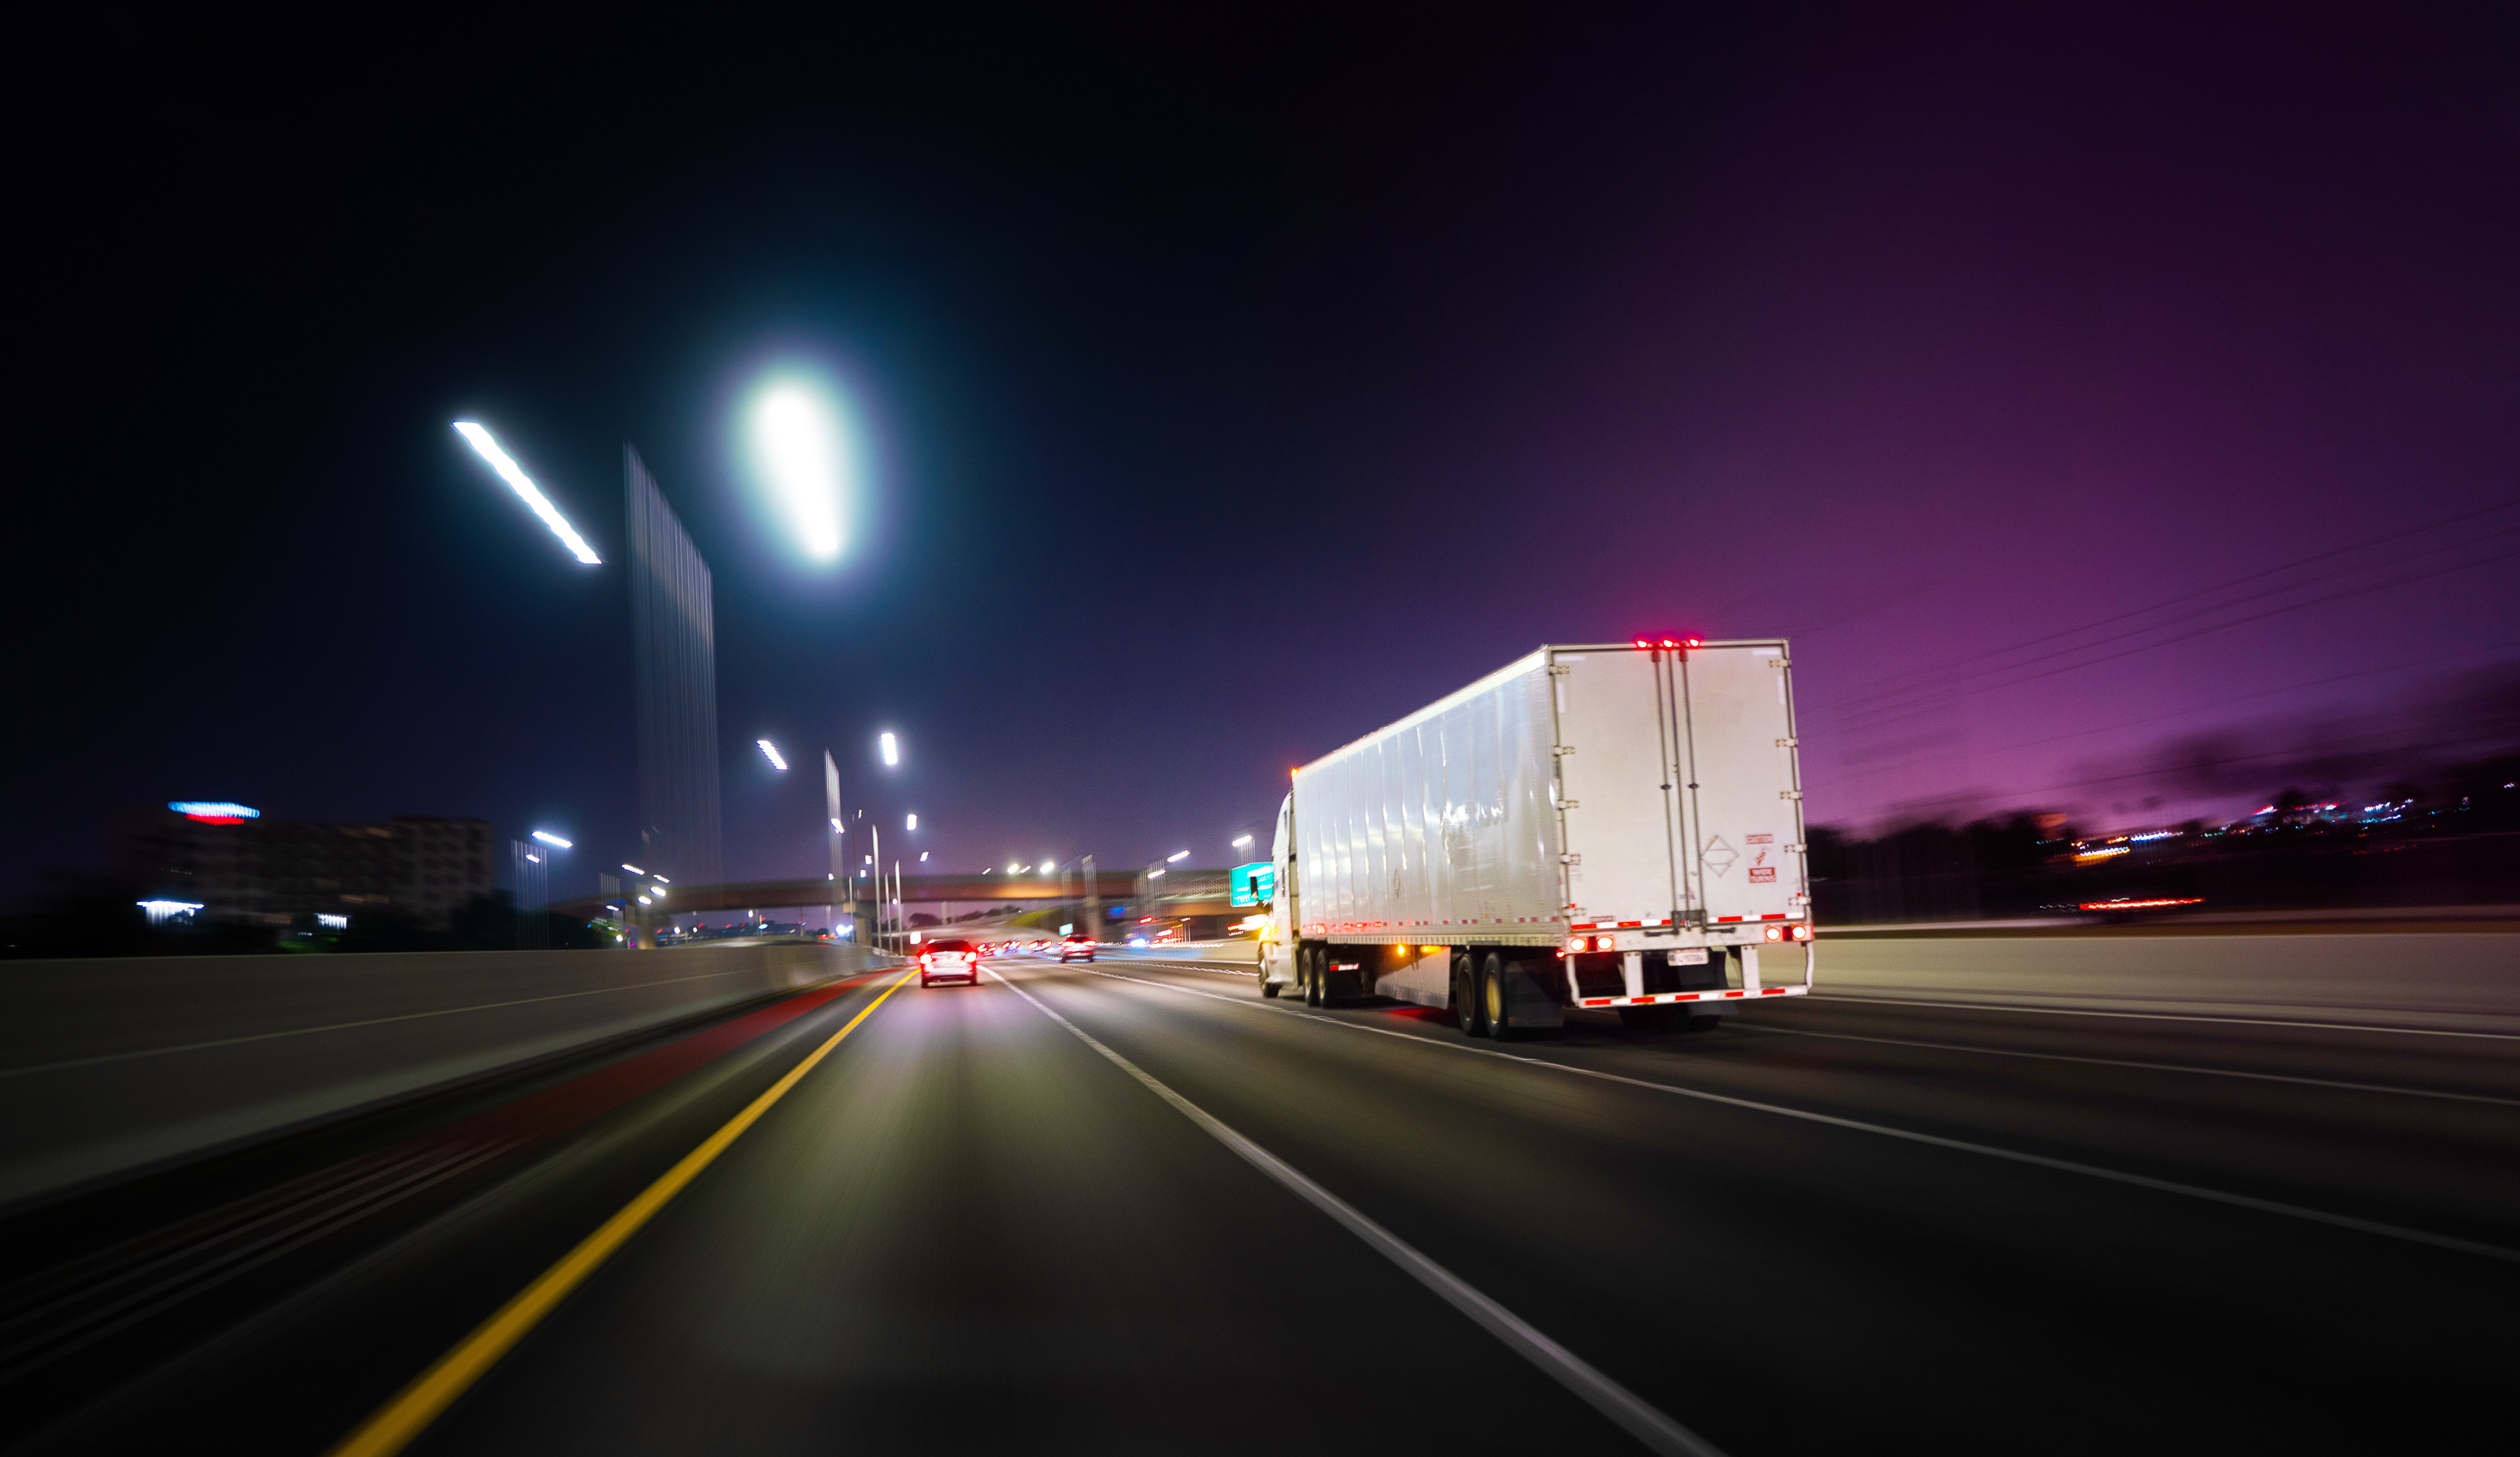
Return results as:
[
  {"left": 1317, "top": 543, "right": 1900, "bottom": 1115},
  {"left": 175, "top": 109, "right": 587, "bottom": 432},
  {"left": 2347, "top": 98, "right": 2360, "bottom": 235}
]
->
[
  {"left": 1791, "top": 924, "right": 1813, "bottom": 942},
  {"left": 1763, "top": 925, "right": 1785, "bottom": 942}
]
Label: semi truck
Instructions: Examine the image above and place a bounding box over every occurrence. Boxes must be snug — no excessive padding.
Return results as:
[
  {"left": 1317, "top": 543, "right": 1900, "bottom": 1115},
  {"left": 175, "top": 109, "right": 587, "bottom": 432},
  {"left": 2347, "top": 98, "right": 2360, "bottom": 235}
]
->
[{"left": 1255, "top": 639, "right": 1813, "bottom": 1034}]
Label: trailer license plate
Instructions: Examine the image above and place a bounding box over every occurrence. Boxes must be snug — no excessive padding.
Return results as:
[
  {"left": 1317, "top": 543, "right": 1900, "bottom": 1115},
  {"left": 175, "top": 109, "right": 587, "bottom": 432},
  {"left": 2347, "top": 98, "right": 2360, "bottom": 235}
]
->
[{"left": 1668, "top": 949, "right": 1708, "bottom": 965}]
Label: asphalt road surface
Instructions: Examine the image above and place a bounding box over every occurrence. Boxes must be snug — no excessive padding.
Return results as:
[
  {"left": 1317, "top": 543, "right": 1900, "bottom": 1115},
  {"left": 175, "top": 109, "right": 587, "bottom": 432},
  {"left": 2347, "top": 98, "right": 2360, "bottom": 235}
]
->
[{"left": 13, "top": 946, "right": 2518, "bottom": 1454}]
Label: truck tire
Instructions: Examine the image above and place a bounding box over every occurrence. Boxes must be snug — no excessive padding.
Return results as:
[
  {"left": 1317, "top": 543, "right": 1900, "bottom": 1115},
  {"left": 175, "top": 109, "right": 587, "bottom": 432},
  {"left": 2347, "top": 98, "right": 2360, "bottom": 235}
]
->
[
  {"left": 1451, "top": 952, "right": 1484, "bottom": 1036},
  {"left": 1481, "top": 952, "right": 1515, "bottom": 1040},
  {"left": 1302, "top": 945, "right": 1323, "bottom": 1006}
]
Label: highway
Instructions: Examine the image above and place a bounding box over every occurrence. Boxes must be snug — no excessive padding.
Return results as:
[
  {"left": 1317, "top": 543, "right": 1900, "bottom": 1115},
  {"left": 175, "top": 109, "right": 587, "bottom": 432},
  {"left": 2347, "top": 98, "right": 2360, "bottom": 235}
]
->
[{"left": 10, "top": 945, "right": 2518, "bottom": 1454}]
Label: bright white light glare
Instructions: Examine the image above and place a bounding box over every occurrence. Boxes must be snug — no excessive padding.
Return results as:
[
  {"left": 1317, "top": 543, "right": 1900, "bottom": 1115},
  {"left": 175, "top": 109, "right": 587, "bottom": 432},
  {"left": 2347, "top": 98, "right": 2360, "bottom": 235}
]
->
[
  {"left": 830, "top": 818, "right": 842, "bottom": 832},
  {"left": 906, "top": 813, "right": 918, "bottom": 831},
  {"left": 1149, "top": 868, "right": 1166, "bottom": 879},
  {"left": 758, "top": 739, "right": 789, "bottom": 771},
  {"left": 1007, "top": 863, "right": 1021, "bottom": 874},
  {"left": 137, "top": 899, "right": 202, "bottom": 923},
  {"left": 920, "top": 852, "right": 929, "bottom": 862},
  {"left": 317, "top": 914, "right": 349, "bottom": 930},
  {"left": 531, "top": 830, "right": 572, "bottom": 849},
  {"left": 653, "top": 875, "right": 670, "bottom": 884},
  {"left": 879, "top": 732, "right": 900, "bottom": 767},
  {"left": 622, "top": 863, "right": 646, "bottom": 875},
  {"left": 638, "top": 895, "right": 653, "bottom": 905},
  {"left": 1167, "top": 850, "right": 1190, "bottom": 863},
  {"left": 1232, "top": 835, "right": 1253, "bottom": 848},
  {"left": 451, "top": 423, "right": 602, "bottom": 565},
  {"left": 748, "top": 383, "right": 846, "bottom": 559},
  {"left": 651, "top": 887, "right": 666, "bottom": 898}
]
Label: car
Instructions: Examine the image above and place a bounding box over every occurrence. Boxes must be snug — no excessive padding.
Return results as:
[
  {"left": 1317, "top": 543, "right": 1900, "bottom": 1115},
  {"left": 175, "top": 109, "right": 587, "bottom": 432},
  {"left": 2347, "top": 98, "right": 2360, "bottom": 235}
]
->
[
  {"left": 1057, "top": 933, "right": 1096, "bottom": 962},
  {"left": 919, "top": 938, "right": 981, "bottom": 987}
]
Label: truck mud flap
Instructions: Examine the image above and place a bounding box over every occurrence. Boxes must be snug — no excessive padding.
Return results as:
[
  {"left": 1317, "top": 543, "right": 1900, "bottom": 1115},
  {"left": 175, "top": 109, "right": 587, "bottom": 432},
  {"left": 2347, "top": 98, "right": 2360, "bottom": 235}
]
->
[{"left": 1500, "top": 963, "right": 1564, "bottom": 1030}]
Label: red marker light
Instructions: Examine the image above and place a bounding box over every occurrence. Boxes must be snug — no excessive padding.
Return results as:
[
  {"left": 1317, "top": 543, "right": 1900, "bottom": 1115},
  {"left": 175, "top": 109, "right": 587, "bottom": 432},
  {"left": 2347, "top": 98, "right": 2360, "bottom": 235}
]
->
[{"left": 1633, "top": 638, "right": 1651, "bottom": 648}]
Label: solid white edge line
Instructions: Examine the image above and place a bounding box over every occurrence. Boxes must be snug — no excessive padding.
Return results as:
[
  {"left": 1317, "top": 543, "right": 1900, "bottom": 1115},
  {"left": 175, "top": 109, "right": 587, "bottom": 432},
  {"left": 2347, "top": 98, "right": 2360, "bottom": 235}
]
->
[
  {"left": 1733, "top": 1024, "right": 2520, "bottom": 1108},
  {"left": 1065, "top": 965, "right": 2520, "bottom": 1267},
  {"left": 1808, "top": 993, "right": 2520, "bottom": 1041},
  {"left": 986, "top": 969, "right": 1723, "bottom": 1457}
]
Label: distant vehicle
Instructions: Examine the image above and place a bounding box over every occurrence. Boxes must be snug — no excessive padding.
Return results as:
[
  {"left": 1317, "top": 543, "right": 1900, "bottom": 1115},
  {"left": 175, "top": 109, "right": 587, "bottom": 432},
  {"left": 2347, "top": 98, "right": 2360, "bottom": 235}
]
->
[
  {"left": 1030, "top": 938, "right": 1051, "bottom": 951},
  {"left": 1254, "top": 640, "right": 1814, "bottom": 1035},
  {"left": 919, "top": 937, "right": 980, "bottom": 987},
  {"left": 1153, "top": 928, "right": 1184, "bottom": 946},
  {"left": 1058, "top": 933, "right": 1096, "bottom": 962}
]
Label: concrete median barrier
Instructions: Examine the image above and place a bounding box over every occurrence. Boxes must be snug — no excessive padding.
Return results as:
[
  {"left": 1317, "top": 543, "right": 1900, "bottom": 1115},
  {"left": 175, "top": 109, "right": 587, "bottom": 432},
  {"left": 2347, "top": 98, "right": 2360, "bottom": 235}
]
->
[
  {"left": 0, "top": 942, "right": 896, "bottom": 1213},
  {"left": 1811, "top": 932, "right": 2520, "bottom": 1034}
]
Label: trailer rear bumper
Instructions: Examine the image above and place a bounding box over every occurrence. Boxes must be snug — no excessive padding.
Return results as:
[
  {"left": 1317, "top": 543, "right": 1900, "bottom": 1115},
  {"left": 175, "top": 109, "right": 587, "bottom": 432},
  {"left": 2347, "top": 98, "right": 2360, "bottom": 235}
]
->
[{"left": 1573, "top": 984, "right": 1811, "bottom": 1009}]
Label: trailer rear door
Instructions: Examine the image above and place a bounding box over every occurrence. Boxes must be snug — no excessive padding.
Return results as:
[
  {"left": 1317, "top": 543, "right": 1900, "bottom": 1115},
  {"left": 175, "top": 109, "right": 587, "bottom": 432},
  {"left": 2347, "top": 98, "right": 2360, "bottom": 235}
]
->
[
  {"left": 1677, "top": 643, "right": 1804, "bottom": 926},
  {"left": 1550, "top": 649, "right": 1684, "bottom": 924}
]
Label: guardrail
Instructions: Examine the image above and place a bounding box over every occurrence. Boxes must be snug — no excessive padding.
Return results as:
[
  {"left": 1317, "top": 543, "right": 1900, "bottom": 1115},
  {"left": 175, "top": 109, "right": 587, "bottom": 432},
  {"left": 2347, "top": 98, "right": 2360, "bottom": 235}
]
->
[{"left": 0, "top": 942, "right": 896, "bottom": 1213}]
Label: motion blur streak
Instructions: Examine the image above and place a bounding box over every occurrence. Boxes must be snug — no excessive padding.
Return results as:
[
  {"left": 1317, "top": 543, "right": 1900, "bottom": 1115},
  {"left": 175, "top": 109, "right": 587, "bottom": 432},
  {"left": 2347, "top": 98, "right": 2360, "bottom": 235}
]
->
[
  {"left": 449, "top": 423, "right": 601, "bottom": 565},
  {"left": 986, "top": 969, "right": 1726, "bottom": 1457},
  {"left": 1075, "top": 966, "right": 2520, "bottom": 1265},
  {"left": 747, "top": 382, "right": 846, "bottom": 560},
  {"left": 324, "top": 969, "right": 914, "bottom": 1457}
]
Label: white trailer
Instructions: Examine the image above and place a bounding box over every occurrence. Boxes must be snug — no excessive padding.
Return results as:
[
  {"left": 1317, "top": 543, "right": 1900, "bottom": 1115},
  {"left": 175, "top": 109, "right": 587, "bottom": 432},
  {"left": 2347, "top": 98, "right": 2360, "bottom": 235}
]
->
[{"left": 1255, "top": 640, "right": 1813, "bottom": 1035}]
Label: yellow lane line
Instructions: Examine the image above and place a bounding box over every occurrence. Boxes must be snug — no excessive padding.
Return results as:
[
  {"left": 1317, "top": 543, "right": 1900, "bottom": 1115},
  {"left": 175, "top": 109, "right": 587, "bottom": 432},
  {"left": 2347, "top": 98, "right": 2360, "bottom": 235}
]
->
[{"left": 327, "top": 969, "right": 917, "bottom": 1457}]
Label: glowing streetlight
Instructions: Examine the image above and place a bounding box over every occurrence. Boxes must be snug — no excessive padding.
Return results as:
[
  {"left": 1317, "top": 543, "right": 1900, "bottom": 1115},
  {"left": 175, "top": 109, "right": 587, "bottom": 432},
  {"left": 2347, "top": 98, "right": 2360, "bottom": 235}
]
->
[
  {"left": 451, "top": 424, "right": 602, "bottom": 565},
  {"left": 531, "top": 830, "right": 573, "bottom": 849},
  {"left": 879, "top": 731, "right": 900, "bottom": 767},
  {"left": 906, "top": 813, "right": 918, "bottom": 831},
  {"left": 1231, "top": 835, "right": 1253, "bottom": 851},
  {"left": 758, "top": 739, "right": 789, "bottom": 771},
  {"left": 746, "top": 380, "right": 847, "bottom": 560},
  {"left": 1167, "top": 849, "right": 1190, "bottom": 863}
]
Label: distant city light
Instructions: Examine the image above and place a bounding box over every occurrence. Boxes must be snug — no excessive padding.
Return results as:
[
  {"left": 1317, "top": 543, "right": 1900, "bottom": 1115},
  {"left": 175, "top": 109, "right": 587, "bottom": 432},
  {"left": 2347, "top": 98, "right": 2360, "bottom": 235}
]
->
[
  {"left": 920, "top": 852, "right": 929, "bottom": 862},
  {"left": 169, "top": 801, "right": 259, "bottom": 823},
  {"left": 451, "top": 423, "right": 602, "bottom": 565},
  {"left": 879, "top": 732, "right": 900, "bottom": 767},
  {"left": 622, "top": 863, "right": 646, "bottom": 874},
  {"left": 137, "top": 899, "right": 202, "bottom": 923},
  {"left": 746, "top": 380, "right": 848, "bottom": 560},
  {"left": 653, "top": 875, "right": 670, "bottom": 884},
  {"left": 1166, "top": 849, "right": 1190, "bottom": 862},
  {"left": 907, "top": 813, "right": 918, "bottom": 831},
  {"left": 317, "top": 914, "right": 348, "bottom": 930},
  {"left": 531, "top": 830, "right": 572, "bottom": 849}
]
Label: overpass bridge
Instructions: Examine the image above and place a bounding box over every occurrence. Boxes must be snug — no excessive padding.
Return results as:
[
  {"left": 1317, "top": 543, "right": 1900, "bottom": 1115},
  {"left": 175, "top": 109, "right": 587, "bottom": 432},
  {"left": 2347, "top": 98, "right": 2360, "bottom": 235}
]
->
[{"left": 556, "top": 868, "right": 1238, "bottom": 927}]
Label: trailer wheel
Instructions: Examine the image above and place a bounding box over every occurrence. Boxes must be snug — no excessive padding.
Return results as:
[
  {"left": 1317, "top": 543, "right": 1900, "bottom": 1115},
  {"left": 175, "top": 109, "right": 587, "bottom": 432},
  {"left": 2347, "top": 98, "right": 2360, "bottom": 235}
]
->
[
  {"left": 1302, "top": 945, "right": 1324, "bottom": 1006},
  {"left": 1451, "top": 952, "right": 1484, "bottom": 1036},
  {"left": 1480, "top": 953, "right": 1515, "bottom": 1040}
]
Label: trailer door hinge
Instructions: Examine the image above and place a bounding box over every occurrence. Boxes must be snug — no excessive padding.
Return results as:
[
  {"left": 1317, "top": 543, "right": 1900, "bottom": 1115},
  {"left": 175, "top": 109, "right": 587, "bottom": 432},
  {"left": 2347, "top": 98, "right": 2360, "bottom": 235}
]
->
[
  {"left": 1769, "top": 657, "right": 1791, "bottom": 668},
  {"left": 1559, "top": 853, "right": 1582, "bottom": 865},
  {"left": 1775, "top": 737, "right": 1798, "bottom": 748},
  {"left": 1779, "top": 789, "right": 1803, "bottom": 801},
  {"left": 1559, "top": 799, "right": 1580, "bottom": 810},
  {"left": 1546, "top": 665, "right": 1570, "bottom": 678},
  {"left": 1553, "top": 746, "right": 1576, "bottom": 758}
]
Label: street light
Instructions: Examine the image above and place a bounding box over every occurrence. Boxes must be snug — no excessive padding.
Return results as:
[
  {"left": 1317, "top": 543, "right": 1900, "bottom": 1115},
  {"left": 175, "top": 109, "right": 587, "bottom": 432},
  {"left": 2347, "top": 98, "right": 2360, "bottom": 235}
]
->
[
  {"left": 1167, "top": 849, "right": 1190, "bottom": 862},
  {"left": 1231, "top": 835, "right": 1253, "bottom": 851},
  {"left": 879, "top": 731, "right": 900, "bottom": 767},
  {"left": 758, "top": 739, "right": 789, "bottom": 771},
  {"left": 746, "top": 378, "right": 848, "bottom": 561},
  {"left": 907, "top": 813, "right": 918, "bottom": 831},
  {"left": 451, "top": 424, "right": 602, "bottom": 565},
  {"left": 531, "top": 830, "right": 573, "bottom": 849}
]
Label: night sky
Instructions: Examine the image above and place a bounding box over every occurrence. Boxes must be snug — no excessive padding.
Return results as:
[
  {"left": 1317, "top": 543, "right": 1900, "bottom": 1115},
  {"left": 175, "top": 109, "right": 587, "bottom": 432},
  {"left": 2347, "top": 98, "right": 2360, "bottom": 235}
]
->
[{"left": 13, "top": 5, "right": 2518, "bottom": 903}]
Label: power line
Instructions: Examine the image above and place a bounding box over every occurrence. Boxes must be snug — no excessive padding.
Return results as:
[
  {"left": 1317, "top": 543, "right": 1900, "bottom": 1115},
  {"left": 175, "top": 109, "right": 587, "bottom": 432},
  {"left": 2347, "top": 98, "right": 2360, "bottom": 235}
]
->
[{"left": 1834, "top": 495, "right": 2520, "bottom": 715}]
